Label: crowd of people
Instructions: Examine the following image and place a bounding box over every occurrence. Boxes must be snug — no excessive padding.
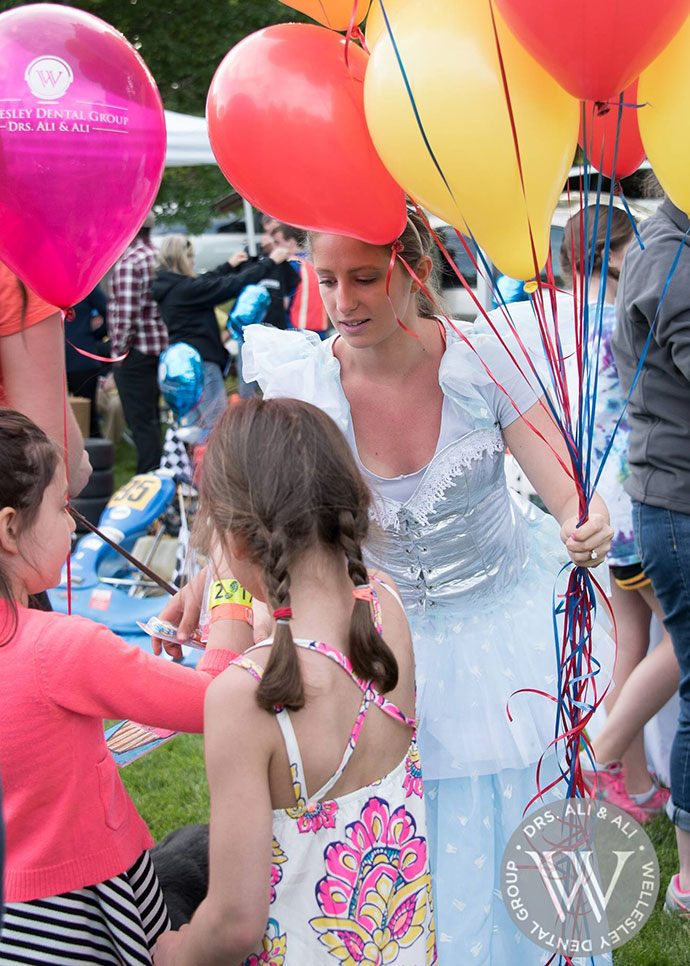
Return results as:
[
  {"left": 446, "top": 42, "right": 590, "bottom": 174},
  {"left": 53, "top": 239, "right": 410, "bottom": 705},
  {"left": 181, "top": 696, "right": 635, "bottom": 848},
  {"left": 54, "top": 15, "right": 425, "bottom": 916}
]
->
[
  {"left": 64, "top": 212, "right": 330, "bottom": 471},
  {"left": 0, "top": 187, "right": 688, "bottom": 964}
]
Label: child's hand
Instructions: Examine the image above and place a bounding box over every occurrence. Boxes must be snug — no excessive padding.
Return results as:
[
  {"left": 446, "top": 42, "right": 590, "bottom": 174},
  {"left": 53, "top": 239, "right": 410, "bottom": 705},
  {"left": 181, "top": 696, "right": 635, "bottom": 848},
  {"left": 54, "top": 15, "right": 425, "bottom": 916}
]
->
[
  {"left": 154, "top": 569, "right": 206, "bottom": 657},
  {"left": 152, "top": 925, "right": 187, "bottom": 964},
  {"left": 560, "top": 514, "right": 613, "bottom": 568}
]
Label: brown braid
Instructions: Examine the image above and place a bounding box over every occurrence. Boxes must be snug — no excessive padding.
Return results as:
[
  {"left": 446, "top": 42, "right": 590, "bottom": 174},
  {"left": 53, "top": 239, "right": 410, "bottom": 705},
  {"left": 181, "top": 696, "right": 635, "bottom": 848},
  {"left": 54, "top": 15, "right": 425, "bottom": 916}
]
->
[
  {"left": 338, "top": 509, "right": 398, "bottom": 693},
  {"left": 256, "top": 529, "right": 304, "bottom": 711}
]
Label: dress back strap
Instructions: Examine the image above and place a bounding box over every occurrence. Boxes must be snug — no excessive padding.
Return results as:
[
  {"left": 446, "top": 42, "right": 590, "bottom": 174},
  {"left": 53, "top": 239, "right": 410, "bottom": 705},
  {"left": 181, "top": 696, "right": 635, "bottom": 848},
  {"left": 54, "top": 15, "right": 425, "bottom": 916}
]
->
[
  {"left": 309, "top": 689, "right": 372, "bottom": 802},
  {"left": 230, "top": 655, "right": 265, "bottom": 685},
  {"left": 370, "top": 573, "right": 405, "bottom": 613},
  {"left": 231, "top": 654, "right": 312, "bottom": 806},
  {"left": 293, "top": 640, "right": 417, "bottom": 730}
]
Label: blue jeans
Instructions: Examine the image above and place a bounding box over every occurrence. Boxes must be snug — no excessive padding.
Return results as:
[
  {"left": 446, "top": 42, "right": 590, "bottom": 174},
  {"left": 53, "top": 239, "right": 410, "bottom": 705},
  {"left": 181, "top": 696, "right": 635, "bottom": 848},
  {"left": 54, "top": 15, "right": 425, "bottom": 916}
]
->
[
  {"left": 198, "top": 362, "right": 227, "bottom": 437},
  {"left": 633, "top": 500, "right": 690, "bottom": 829},
  {"left": 235, "top": 335, "right": 258, "bottom": 399}
]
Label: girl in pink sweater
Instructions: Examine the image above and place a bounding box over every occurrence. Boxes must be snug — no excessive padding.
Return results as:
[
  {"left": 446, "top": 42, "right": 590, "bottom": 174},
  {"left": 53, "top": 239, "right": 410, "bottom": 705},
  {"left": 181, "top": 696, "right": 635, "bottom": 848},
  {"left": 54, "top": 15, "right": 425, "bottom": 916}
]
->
[{"left": 0, "top": 409, "right": 252, "bottom": 965}]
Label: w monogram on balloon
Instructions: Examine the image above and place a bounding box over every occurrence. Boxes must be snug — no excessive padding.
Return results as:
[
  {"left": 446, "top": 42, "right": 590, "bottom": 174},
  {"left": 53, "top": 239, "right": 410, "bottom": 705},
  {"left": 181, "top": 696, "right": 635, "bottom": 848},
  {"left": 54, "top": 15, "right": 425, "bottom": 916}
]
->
[{"left": 24, "top": 56, "right": 74, "bottom": 100}]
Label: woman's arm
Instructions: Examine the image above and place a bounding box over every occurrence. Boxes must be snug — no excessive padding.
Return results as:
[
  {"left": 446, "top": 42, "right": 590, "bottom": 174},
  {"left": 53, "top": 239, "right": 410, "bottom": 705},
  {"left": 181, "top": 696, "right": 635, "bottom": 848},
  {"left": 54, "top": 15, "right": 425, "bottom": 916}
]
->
[
  {"left": 153, "top": 673, "right": 273, "bottom": 965},
  {"left": 503, "top": 397, "right": 613, "bottom": 567},
  {"left": 186, "top": 249, "right": 292, "bottom": 307},
  {"left": 1, "top": 312, "right": 91, "bottom": 496}
]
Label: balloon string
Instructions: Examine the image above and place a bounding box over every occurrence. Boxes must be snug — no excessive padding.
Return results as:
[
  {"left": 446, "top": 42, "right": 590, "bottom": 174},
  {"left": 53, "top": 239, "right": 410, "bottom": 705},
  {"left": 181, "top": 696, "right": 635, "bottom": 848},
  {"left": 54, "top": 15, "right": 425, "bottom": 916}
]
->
[
  {"left": 60, "top": 313, "right": 73, "bottom": 616},
  {"left": 404, "top": 204, "right": 578, "bottom": 480},
  {"left": 343, "top": 2, "right": 366, "bottom": 69},
  {"left": 385, "top": 241, "right": 418, "bottom": 338},
  {"left": 487, "top": 0, "right": 588, "bottom": 516},
  {"left": 395, "top": 247, "right": 576, "bottom": 481},
  {"left": 487, "top": 0, "right": 543, "bottom": 287},
  {"left": 376, "top": 0, "right": 456, "bottom": 202},
  {"left": 65, "top": 339, "right": 128, "bottom": 364}
]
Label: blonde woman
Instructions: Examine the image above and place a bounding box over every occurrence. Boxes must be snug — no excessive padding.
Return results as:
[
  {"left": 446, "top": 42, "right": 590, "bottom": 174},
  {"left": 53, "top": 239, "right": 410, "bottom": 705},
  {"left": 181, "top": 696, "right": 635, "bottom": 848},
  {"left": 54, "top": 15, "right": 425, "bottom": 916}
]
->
[{"left": 152, "top": 235, "right": 288, "bottom": 435}]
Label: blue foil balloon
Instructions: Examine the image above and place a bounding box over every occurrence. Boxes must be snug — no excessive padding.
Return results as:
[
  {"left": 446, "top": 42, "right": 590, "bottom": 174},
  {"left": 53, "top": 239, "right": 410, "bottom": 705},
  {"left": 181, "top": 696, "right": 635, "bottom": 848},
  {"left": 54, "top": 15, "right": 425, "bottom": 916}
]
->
[
  {"left": 227, "top": 283, "right": 271, "bottom": 339},
  {"left": 158, "top": 343, "right": 204, "bottom": 419}
]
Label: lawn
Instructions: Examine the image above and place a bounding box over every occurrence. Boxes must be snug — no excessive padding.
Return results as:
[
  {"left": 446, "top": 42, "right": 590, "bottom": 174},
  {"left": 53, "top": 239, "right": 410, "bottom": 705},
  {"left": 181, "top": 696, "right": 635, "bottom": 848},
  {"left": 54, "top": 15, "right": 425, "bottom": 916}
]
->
[{"left": 111, "top": 434, "right": 689, "bottom": 963}]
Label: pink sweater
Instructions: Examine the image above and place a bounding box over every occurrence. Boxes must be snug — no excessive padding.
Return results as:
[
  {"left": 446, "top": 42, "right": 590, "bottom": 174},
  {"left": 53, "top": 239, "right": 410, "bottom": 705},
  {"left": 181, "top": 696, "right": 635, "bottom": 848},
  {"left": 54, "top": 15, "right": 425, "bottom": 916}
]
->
[{"left": 0, "top": 601, "right": 233, "bottom": 902}]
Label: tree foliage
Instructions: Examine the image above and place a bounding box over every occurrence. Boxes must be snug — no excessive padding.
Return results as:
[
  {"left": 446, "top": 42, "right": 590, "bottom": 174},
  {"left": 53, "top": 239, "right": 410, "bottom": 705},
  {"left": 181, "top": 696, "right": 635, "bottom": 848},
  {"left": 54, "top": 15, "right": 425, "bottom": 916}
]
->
[{"left": 0, "top": 0, "right": 308, "bottom": 230}]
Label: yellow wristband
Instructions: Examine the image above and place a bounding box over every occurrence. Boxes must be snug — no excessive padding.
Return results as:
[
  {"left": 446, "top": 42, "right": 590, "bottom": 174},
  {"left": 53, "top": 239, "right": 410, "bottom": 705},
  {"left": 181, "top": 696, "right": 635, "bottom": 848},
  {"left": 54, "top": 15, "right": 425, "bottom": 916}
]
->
[{"left": 209, "top": 579, "right": 253, "bottom": 609}]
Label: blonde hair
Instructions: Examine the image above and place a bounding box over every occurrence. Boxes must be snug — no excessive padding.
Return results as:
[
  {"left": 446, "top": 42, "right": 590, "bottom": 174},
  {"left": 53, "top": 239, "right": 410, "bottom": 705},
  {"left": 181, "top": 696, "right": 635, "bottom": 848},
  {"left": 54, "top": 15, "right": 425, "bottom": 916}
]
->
[
  {"left": 395, "top": 209, "right": 446, "bottom": 318},
  {"left": 308, "top": 207, "right": 447, "bottom": 319},
  {"left": 156, "top": 234, "right": 195, "bottom": 277}
]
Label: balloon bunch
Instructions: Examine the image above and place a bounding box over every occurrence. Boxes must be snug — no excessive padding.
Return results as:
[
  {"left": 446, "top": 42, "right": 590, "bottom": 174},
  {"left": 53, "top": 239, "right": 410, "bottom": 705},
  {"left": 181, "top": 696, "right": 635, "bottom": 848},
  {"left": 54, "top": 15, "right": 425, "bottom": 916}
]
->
[
  {"left": 205, "top": 0, "right": 690, "bottom": 857},
  {"left": 206, "top": 0, "right": 690, "bottom": 279}
]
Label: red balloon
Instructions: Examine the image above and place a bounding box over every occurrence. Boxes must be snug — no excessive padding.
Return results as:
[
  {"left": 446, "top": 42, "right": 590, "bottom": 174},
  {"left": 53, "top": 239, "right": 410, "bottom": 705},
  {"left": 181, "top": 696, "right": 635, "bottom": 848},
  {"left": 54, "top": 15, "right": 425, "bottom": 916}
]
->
[
  {"left": 494, "top": 0, "right": 690, "bottom": 102},
  {"left": 207, "top": 24, "right": 407, "bottom": 245},
  {"left": 579, "top": 81, "right": 645, "bottom": 180},
  {"left": 0, "top": 4, "right": 166, "bottom": 308}
]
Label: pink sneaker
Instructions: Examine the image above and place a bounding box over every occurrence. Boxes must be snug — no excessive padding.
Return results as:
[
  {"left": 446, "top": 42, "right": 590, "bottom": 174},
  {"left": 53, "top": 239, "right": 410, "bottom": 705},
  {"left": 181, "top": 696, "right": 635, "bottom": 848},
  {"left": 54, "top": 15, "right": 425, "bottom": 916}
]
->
[
  {"left": 665, "top": 874, "right": 690, "bottom": 918},
  {"left": 581, "top": 760, "right": 624, "bottom": 799},
  {"left": 605, "top": 781, "right": 670, "bottom": 824}
]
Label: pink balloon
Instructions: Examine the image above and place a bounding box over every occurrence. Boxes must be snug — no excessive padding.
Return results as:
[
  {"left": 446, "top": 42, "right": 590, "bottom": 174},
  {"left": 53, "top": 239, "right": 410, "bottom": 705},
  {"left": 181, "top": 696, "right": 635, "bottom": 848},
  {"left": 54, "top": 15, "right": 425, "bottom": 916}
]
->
[{"left": 0, "top": 4, "right": 166, "bottom": 307}]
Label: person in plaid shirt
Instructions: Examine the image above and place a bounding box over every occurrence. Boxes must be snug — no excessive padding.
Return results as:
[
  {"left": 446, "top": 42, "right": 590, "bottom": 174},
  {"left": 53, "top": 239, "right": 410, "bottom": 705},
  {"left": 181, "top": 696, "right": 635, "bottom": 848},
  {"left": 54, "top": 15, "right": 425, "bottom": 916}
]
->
[{"left": 109, "top": 213, "right": 168, "bottom": 472}]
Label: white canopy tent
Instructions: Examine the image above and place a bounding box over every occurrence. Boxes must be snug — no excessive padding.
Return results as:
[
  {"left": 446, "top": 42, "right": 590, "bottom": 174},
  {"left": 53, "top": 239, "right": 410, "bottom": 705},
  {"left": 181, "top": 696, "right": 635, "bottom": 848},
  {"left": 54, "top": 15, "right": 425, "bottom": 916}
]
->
[
  {"left": 164, "top": 110, "right": 215, "bottom": 166},
  {"left": 163, "top": 110, "right": 257, "bottom": 253}
]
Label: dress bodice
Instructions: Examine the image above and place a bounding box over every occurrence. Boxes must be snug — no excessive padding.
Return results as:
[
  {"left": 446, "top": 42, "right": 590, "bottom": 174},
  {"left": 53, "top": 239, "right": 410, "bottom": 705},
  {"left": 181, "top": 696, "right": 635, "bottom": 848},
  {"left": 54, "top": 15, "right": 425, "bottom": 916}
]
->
[{"left": 364, "top": 427, "right": 530, "bottom": 613}]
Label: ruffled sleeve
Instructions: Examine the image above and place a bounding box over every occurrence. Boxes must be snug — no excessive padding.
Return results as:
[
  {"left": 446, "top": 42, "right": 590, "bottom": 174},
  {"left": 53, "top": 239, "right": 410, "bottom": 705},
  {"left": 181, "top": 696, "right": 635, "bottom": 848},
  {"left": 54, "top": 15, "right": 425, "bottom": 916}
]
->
[
  {"left": 242, "top": 325, "right": 350, "bottom": 431},
  {"left": 439, "top": 294, "right": 578, "bottom": 429}
]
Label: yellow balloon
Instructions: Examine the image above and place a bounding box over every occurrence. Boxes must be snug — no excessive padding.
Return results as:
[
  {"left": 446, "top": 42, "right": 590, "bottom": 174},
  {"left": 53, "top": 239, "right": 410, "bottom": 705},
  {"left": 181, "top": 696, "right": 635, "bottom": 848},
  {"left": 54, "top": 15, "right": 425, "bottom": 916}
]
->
[
  {"left": 638, "top": 16, "right": 690, "bottom": 216},
  {"left": 278, "top": 0, "right": 371, "bottom": 31},
  {"left": 365, "top": 0, "right": 412, "bottom": 49},
  {"left": 363, "top": 0, "right": 579, "bottom": 279}
]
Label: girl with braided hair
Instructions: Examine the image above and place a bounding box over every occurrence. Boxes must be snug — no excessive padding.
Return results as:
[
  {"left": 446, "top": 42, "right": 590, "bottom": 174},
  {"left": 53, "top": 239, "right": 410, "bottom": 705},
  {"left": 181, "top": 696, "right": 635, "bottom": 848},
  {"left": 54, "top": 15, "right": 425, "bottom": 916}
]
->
[{"left": 154, "top": 397, "right": 435, "bottom": 966}]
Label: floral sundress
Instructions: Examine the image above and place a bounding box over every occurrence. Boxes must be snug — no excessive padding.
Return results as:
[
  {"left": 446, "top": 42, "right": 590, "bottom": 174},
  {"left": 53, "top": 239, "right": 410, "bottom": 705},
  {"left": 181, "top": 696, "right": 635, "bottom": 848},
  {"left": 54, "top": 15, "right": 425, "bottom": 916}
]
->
[{"left": 233, "top": 634, "right": 437, "bottom": 965}]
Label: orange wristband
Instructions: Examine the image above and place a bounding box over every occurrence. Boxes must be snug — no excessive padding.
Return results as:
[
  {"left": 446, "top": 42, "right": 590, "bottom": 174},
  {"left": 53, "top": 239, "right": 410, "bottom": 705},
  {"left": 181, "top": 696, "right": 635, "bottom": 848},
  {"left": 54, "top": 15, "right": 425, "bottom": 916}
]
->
[{"left": 209, "top": 603, "right": 254, "bottom": 627}]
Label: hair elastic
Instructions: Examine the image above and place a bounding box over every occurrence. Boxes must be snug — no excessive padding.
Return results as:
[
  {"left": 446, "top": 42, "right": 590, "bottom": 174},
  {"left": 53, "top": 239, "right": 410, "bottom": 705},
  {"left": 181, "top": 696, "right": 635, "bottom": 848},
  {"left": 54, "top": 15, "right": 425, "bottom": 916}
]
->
[
  {"left": 352, "top": 584, "right": 374, "bottom": 602},
  {"left": 273, "top": 607, "right": 293, "bottom": 624}
]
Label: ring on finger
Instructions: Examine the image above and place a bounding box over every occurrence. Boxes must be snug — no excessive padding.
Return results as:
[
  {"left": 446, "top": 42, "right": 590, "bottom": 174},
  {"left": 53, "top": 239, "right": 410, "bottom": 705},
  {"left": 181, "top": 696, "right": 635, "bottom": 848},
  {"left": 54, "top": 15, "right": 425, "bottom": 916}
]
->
[{"left": 590, "top": 549, "right": 598, "bottom": 560}]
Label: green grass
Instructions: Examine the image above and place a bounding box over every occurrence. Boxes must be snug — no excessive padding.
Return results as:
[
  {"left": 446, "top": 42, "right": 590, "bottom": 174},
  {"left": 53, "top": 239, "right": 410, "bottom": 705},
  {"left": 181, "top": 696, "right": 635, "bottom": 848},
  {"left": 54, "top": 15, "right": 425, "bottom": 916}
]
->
[
  {"left": 612, "top": 815, "right": 690, "bottom": 965},
  {"left": 120, "top": 734, "right": 208, "bottom": 841},
  {"left": 113, "top": 435, "right": 137, "bottom": 491}
]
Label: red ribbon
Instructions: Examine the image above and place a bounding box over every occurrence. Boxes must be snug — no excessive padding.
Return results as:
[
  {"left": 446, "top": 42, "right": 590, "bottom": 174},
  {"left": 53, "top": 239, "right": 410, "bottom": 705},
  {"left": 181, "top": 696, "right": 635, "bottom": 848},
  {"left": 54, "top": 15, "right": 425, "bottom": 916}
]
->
[
  {"left": 65, "top": 339, "right": 128, "bottom": 365},
  {"left": 385, "top": 238, "right": 418, "bottom": 338},
  {"left": 344, "top": 2, "right": 368, "bottom": 71}
]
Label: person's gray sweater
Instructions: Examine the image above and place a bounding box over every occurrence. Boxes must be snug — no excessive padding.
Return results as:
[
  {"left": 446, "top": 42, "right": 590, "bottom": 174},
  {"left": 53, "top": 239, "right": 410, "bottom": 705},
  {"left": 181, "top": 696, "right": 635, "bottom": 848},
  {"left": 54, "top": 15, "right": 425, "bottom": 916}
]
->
[{"left": 613, "top": 196, "right": 690, "bottom": 513}]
